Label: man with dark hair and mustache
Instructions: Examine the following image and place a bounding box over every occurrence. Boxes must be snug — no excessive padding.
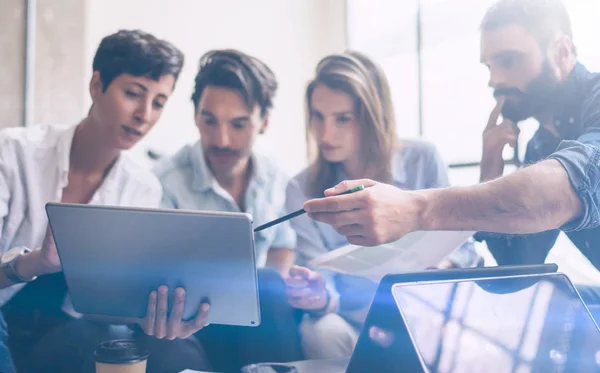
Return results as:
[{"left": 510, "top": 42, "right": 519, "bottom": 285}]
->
[
  {"left": 299, "top": 0, "right": 600, "bottom": 314},
  {"left": 153, "top": 49, "right": 303, "bottom": 371}
]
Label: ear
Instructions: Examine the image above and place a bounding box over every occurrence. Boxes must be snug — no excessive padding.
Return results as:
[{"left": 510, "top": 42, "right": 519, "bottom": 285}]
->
[
  {"left": 552, "top": 35, "right": 575, "bottom": 80},
  {"left": 89, "top": 71, "right": 103, "bottom": 102},
  {"left": 259, "top": 114, "right": 269, "bottom": 135}
]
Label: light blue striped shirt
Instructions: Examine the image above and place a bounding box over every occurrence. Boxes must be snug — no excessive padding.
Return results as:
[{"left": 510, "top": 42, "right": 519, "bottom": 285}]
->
[{"left": 153, "top": 141, "right": 296, "bottom": 267}]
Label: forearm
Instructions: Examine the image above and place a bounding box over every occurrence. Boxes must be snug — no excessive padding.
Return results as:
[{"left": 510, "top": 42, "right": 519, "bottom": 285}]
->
[
  {"left": 265, "top": 248, "right": 295, "bottom": 277},
  {"left": 420, "top": 160, "right": 582, "bottom": 234}
]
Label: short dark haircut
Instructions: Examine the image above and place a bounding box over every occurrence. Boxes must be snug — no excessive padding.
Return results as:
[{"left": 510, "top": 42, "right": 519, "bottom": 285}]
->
[
  {"left": 481, "top": 0, "right": 576, "bottom": 54},
  {"left": 191, "top": 49, "right": 277, "bottom": 118},
  {"left": 92, "top": 29, "right": 185, "bottom": 91}
]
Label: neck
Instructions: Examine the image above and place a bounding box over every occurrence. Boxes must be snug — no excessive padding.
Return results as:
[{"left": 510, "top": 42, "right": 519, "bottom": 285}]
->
[
  {"left": 70, "top": 117, "right": 120, "bottom": 175},
  {"left": 212, "top": 156, "right": 252, "bottom": 190},
  {"left": 343, "top": 153, "right": 366, "bottom": 180}
]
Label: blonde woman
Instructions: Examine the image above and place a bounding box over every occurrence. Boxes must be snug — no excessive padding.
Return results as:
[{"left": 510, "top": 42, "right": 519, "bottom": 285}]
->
[{"left": 285, "top": 51, "right": 480, "bottom": 359}]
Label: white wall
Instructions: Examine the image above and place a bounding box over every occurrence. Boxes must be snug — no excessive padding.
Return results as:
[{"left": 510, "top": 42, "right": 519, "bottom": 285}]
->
[{"left": 84, "top": 0, "right": 347, "bottom": 174}]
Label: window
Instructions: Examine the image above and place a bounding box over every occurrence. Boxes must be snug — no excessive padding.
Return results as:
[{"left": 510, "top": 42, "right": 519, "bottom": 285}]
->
[
  {"left": 346, "top": 0, "right": 600, "bottom": 287},
  {"left": 347, "top": 0, "right": 600, "bottom": 185}
]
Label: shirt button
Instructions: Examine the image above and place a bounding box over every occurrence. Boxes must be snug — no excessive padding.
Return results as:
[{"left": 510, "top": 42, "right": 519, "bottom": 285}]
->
[
  {"left": 569, "top": 117, "right": 574, "bottom": 124},
  {"left": 554, "top": 119, "right": 561, "bottom": 126}
]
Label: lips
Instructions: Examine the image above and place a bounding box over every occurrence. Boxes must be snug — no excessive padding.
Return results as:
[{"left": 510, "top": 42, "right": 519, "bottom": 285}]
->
[
  {"left": 121, "top": 125, "right": 142, "bottom": 137},
  {"left": 321, "top": 145, "right": 339, "bottom": 152}
]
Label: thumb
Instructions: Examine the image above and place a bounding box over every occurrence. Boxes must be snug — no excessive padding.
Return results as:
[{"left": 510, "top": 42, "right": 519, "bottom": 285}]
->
[
  {"left": 324, "top": 179, "right": 377, "bottom": 197},
  {"left": 288, "top": 265, "right": 312, "bottom": 279}
]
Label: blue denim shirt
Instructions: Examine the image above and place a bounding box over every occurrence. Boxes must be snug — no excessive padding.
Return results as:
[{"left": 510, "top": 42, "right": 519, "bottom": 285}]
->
[
  {"left": 286, "top": 139, "right": 480, "bottom": 325},
  {"left": 479, "top": 62, "right": 600, "bottom": 269},
  {"left": 153, "top": 142, "right": 296, "bottom": 267},
  {"left": 0, "top": 311, "right": 15, "bottom": 373}
]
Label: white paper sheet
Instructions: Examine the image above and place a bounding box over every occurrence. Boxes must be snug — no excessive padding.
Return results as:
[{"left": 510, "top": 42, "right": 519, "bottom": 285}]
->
[{"left": 309, "top": 230, "right": 476, "bottom": 282}]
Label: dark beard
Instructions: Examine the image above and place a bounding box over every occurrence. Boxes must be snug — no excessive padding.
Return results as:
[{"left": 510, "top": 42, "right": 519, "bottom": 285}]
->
[{"left": 494, "top": 62, "right": 560, "bottom": 122}]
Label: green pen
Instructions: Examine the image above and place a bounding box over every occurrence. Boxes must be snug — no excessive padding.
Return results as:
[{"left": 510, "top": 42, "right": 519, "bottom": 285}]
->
[{"left": 253, "top": 185, "right": 365, "bottom": 232}]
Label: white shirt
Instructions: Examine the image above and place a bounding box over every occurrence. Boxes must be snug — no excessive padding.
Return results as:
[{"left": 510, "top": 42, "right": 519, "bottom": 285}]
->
[{"left": 0, "top": 124, "right": 162, "bottom": 307}]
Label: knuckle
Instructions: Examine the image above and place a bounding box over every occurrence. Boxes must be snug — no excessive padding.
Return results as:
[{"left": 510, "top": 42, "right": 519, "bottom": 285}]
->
[{"left": 331, "top": 199, "right": 341, "bottom": 211}]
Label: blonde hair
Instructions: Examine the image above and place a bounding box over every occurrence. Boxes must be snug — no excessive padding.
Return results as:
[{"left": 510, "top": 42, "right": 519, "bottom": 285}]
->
[{"left": 305, "top": 51, "right": 398, "bottom": 197}]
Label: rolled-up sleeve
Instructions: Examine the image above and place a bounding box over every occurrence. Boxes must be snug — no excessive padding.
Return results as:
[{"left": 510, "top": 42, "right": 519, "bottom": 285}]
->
[
  {"left": 548, "top": 86, "right": 600, "bottom": 231},
  {"left": 548, "top": 140, "right": 600, "bottom": 231}
]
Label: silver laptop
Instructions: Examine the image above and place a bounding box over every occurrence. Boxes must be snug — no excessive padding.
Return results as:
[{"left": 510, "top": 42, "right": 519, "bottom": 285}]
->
[{"left": 46, "top": 202, "right": 260, "bottom": 327}]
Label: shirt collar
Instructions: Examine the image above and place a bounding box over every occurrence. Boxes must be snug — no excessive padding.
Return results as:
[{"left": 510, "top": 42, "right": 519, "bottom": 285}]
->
[
  {"left": 552, "top": 62, "right": 591, "bottom": 138},
  {"left": 55, "top": 125, "right": 78, "bottom": 188},
  {"left": 53, "top": 124, "right": 123, "bottom": 196}
]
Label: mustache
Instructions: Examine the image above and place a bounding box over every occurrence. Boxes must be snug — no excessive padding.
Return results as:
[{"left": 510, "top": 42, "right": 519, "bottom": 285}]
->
[
  {"left": 207, "top": 146, "right": 241, "bottom": 157},
  {"left": 493, "top": 88, "right": 525, "bottom": 99}
]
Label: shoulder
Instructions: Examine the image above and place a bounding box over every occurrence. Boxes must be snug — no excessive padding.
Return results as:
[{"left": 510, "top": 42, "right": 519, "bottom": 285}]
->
[
  {"left": 152, "top": 144, "right": 196, "bottom": 185},
  {"left": 254, "top": 152, "right": 293, "bottom": 187},
  {"left": 287, "top": 166, "right": 312, "bottom": 195},
  {"left": 0, "top": 124, "right": 61, "bottom": 151},
  {"left": 396, "top": 138, "right": 442, "bottom": 164},
  {"left": 118, "top": 156, "right": 162, "bottom": 196}
]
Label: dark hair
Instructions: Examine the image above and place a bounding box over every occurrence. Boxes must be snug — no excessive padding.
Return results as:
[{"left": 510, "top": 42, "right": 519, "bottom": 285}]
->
[
  {"left": 481, "top": 0, "right": 576, "bottom": 54},
  {"left": 191, "top": 49, "right": 277, "bottom": 118},
  {"left": 92, "top": 29, "right": 184, "bottom": 91}
]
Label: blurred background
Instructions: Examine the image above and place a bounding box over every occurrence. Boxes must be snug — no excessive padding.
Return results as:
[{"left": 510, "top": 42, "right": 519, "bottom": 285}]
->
[{"left": 1, "top": 0, "right": 600, "bottom": 283}]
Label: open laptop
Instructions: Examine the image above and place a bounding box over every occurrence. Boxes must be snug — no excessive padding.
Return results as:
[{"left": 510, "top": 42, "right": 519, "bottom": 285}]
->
[
  {"left": 343, "top": 265, "right": 600, "bottom": 373},
  {"left": 340, "top": 264, "right": 561, "bottom": 372},
  {"left": 46, "top": 202, "right": 261, "bottom": 327}
]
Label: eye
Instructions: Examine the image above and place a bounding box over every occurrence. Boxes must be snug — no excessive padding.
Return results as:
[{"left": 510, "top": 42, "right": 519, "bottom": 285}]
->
[
  {"left": 498, "top": 55, "right": 519, "bottom": 70},
  {"left": 153, "top": 101, "right": 165, "bottom": 110},
  {"left": 337, "top": 116, "right": 353, "bottom": 124},
  {"left": 310, "top": 111, "right": 324, "bottom": 121},
  {"left": 203, "top": 118, "right": 217, "bottom": 126},
  {"left": 233, "top": 121, "right": 247, "bottom": 130},
  {"left": 125, "top": 90, "right": 142, "bottom": 98}
]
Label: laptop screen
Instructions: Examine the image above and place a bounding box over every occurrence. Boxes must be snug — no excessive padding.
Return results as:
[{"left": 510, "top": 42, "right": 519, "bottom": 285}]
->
[{"left": 392, "top": 274, "right": 600, "bottom": 373}]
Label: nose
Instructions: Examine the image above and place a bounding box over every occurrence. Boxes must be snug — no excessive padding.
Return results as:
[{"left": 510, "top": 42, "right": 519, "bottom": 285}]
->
[
  {"left": 133, "top": 99, "right": 152, "bottom": 125},
  {"left": 488, "top": 67, "right": 505, "bottom": 89},
  {"left": 215, "top": 125, "right": 231, "bottom": 148},
  {"left": 319, "top": 119, "right": 336, "bottom": 143}
]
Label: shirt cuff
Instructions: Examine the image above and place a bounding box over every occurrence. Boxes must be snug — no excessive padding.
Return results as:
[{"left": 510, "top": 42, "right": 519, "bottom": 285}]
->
[{"left": 547, "top": 140, "right": 600, "bottom": 232}]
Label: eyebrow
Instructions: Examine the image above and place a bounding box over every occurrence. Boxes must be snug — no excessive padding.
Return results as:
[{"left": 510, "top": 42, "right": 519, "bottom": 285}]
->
[
  {"left": 310, "top": 109, "right": 354, "bottom": 116},
  {"left": 480, "top": 50, "right": 523, "bottom": 64},
  {"left": 333, "top": 111, "right": 354, "bottom": 116},
  {"left": 129, "top": 82, "right": 168, "bottom": 100}
]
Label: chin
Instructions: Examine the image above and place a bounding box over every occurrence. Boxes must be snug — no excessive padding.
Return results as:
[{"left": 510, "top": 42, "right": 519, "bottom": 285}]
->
[
  {"left": 115, "top": 137, "right": 141, "bottom": 150},
  {"left": 321, "top": 153, "right": 347, "bottom": 164},
  {"left": 502, "top": 107, "right": 532, "bottom": 123}
]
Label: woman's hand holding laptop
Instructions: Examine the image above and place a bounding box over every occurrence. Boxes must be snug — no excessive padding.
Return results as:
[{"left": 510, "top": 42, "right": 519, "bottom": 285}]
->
[
  {"left": 20, "top": 225, "right": 212, "bottom": 340},
  {"left": 139, "top": 286, "right": 210, "bottom": 339}
]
